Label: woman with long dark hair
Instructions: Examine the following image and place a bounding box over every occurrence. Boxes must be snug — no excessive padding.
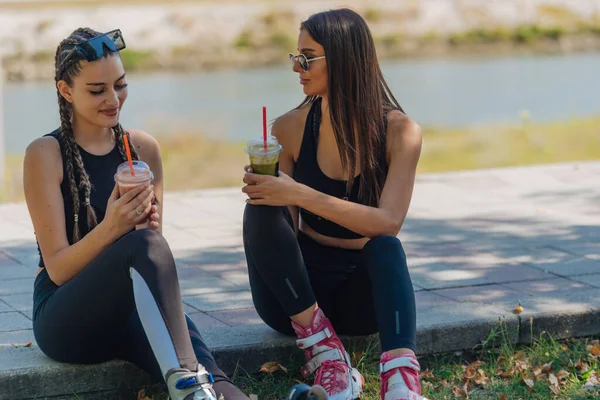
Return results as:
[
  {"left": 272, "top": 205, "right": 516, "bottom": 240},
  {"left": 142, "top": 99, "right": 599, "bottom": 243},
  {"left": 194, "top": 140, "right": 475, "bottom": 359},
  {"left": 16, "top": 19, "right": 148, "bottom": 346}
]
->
[{"left": 242, "top": 8, "right": 424, "bottom": 400}]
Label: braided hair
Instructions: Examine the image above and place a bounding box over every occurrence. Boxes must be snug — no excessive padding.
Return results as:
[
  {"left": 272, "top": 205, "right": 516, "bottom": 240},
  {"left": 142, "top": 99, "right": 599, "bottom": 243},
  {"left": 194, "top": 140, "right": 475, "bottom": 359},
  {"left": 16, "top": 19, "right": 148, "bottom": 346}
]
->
[{"left": 55, "top": 27, "right": 139, "bottom": 242}]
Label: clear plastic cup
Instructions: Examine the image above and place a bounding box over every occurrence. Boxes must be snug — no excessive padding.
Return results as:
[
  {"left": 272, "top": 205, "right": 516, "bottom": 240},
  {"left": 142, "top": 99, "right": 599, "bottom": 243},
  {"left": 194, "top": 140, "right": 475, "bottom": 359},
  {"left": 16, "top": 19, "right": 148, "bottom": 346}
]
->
[
  {"left": 114, "top": 160, "right": 154, "bottom": 197},
  {"left": 244, "top": 135, "right": 282, "bottom": 176}
]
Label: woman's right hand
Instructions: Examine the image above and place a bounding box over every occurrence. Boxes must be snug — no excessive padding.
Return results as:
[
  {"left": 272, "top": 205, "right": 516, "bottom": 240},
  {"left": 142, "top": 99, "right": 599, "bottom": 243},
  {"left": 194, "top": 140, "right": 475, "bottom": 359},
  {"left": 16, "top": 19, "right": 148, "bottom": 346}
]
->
[{"left": 103, "top": 184, "right": 154, "bottom": 239}]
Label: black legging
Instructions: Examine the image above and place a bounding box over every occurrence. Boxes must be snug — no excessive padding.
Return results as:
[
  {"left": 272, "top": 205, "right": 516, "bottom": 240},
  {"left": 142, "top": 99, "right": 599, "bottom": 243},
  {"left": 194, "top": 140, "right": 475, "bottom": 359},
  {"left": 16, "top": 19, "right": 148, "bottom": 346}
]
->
[
  {"left": 33, "top": 229, "right": 248, "bottom": 399},
  {"left": 243, "top": 204, "right": 417, "bottom": 352}
]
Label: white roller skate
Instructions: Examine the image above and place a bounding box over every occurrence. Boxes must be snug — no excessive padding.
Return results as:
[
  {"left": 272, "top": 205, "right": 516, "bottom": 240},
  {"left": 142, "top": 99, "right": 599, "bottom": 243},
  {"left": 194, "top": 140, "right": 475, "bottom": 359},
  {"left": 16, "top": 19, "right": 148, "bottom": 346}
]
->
[{"left": 166, "top": 366, "right": 218, "bottom": 400}]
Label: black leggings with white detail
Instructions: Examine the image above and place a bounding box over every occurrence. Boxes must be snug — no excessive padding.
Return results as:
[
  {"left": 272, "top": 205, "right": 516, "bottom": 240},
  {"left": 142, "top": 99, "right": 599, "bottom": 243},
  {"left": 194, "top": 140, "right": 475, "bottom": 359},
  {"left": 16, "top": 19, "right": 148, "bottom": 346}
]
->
[
  {"left": 33, "top": 229, "right": 248, "bottom": 399},
  {"left": 243, "top": 204, "right": 417, "bottom": 352}
]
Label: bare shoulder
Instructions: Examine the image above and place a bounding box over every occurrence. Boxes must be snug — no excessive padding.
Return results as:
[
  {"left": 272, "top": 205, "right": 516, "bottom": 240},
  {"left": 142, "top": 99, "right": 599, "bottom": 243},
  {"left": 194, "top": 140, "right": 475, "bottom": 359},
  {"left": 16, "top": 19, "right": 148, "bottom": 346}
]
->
[
  {"left": 24, "top": 136, "right": 62, "bottom": 174},
  {"left": 271, "top": 105, "right": 311, "bottom": 159},
  {"left": 385, "top": 110, "right": 423, "bottom": 157},
  {"left": 126, "top": 128, "right": 160, "bottom": 160}
]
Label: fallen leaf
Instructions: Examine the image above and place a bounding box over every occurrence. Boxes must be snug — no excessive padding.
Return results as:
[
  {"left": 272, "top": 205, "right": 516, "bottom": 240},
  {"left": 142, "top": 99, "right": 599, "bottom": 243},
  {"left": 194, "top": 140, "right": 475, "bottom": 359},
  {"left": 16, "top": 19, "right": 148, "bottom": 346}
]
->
[
  {"left": 514, "top": 351, "right": 526, "bottom": 361},
  {"left": 556, "top": 369, "right": 570, "bottom": 381},
  {"left": 11, "top": 342, "right": 33, "bottom": 348},
  {"left": 588, "top": 345, "right": 600, "bottom": 358},
  {"left": 137, "top": 389, "right": 151, "bottom": 400},
  {"left": 537, "top": 373, "right": 547, "bottom": 382},
  {"left": 549, "top": 385, "right": 561, "bottom": 395},
  {"left": 541, "top": 362, "right": 553, "bottom": 373},
  {"left": 420, "top": 369, "right": 437, "bottom": 381},
  {"left": 259, "top": 361, "right": 288, "bottom": 374},
  {"left": 549, "top": 373, "right": 559, "bottom": 386},
  {"left": 533, "top": 366, "right": 542, "bottom": 376},
  {"left": 474, "top": 375, "right": 490, "bottom": 386},
  {"left": 452, "top": 386, "right": 468, "bottom": 398},
  {"left": 523, "top": 378, "right": 535, "bottom": 388},
  {"left": 515, "top": 359, "right": 529, "bottom": 373},
  {"left": 464, "top": 366, "right": 477, "bottom": 380},
  {"left": 469, "top": 361, "right": 487, "bottom": 369},
  {"left": 498, "top": 395, "right": 506, "bottom": 400},
  {"left": 497, "top": 370, "right": 513, "bottom": 378}
]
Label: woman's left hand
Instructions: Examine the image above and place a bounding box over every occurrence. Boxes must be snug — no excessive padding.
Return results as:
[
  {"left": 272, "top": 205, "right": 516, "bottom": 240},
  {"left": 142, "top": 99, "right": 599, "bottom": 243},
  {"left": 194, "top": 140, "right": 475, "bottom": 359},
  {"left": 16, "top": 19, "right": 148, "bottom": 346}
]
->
[{"left": 242, "top": 169, "right": 302, "bottom": 206}]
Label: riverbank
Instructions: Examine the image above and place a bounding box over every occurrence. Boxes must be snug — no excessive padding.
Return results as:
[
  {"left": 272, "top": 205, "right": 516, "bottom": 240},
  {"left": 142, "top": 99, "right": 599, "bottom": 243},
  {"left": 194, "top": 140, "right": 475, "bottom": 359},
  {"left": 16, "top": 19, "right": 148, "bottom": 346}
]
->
[
  {"left": 2, "top": 115, "right": 599, "bottom": 203},
  {"left": 1, "top": 0, "right": 600, "bottom": 81}
]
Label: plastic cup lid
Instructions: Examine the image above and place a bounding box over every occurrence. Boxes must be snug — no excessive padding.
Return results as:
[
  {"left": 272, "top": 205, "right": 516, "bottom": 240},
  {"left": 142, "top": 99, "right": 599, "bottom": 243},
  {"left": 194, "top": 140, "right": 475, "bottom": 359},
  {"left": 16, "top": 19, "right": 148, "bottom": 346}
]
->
[
  {"left": 245, "top": 135, "right": 282, "bottom": 155},
  {"left": 116, "top": 160, "right": 151, "bottom": 174}
]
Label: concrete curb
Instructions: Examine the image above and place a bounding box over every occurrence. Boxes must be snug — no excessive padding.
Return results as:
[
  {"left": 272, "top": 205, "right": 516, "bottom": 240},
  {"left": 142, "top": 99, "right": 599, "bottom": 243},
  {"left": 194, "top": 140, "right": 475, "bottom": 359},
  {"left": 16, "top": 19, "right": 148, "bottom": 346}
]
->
[{"left": 2, "top": 306, "right": 599, "bottom": 399}]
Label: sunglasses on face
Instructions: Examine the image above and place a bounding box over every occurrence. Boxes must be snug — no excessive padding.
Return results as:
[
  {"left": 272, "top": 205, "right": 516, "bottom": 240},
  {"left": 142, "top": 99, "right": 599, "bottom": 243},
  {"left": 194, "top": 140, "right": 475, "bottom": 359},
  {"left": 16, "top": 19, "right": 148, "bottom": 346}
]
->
[
  {"left": 289, "top": 53, "right": 326, "bottom": 72},
  {"left": 62, "top": 29, "right": 126, "bottom": 66}
]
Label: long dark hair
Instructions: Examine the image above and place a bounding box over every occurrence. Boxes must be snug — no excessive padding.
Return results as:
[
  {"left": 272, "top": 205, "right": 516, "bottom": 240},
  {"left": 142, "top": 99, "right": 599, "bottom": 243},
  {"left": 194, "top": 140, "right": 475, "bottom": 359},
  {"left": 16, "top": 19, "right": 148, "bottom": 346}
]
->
[
  {"left": 55, "top": 27, "right": 139, "bottom": 243},
  {"left": 296, "top": 8, "right": 404, "bottom": 207}
]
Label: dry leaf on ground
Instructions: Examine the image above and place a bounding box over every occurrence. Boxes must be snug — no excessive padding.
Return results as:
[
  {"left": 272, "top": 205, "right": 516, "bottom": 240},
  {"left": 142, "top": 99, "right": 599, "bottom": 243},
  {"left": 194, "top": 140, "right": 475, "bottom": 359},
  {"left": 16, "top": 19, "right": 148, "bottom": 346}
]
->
[
  {"left": 11, "top": 342, "right": 32, "bottom": 348},
  {"left": 420, "top": 369, "right": 437, "bottom": 381},
  {"left": 523, "top": 378, "right": 535, "bottom": 388},
  {"left": 556, "top": 369, "right": 570, "bottom": 382},
  {"left": 498, "top": 394, "right": 506, "bottom": 400},
  {"left": 259, "top": 361, "right": 288, "bottom": 374},
  {"left": 576, "top": 360, "right": 590, "bottom": 374},
  {"left": 549, "top": 385, "right": 561, "bottom": 395},
  {"left": 452, "top": 385, "right": 468, "bottom": 398},
  {"left": 541, "top": 362, "right": 553, "bottom": 373},
  {"left": 536, "top": 373, "right": 547, "bottom": 382},
  {"left": 548, "top": 373, "right": 559, "bottom": 386},
  {"left": 588, "top": 344, "right": 600, "bottom": 358}
]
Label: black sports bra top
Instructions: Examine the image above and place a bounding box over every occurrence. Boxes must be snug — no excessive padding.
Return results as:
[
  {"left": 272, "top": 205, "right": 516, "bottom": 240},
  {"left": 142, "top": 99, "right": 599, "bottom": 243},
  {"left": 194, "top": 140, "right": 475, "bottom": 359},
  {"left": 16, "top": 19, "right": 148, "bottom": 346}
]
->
[{"left": 293, "top": 98, "right": 387, "bottom": 240}]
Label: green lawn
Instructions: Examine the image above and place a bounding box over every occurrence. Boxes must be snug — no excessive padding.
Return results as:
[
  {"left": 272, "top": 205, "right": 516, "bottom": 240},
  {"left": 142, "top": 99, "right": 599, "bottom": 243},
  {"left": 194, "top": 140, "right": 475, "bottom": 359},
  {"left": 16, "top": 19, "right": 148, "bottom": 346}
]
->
[
  {"left": 111, "top": 326, "right": 600, "bottom": 399},
  {"left": 3, "top": 115, "right": 599, "bottom": 204}
]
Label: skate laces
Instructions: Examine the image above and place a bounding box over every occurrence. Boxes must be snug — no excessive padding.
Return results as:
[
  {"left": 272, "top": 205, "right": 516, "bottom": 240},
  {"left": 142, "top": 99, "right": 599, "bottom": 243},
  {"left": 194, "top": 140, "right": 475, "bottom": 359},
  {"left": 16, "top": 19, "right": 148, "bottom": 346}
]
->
[{"left": 315, "top": 359, "right": 349, "bottom": 392}]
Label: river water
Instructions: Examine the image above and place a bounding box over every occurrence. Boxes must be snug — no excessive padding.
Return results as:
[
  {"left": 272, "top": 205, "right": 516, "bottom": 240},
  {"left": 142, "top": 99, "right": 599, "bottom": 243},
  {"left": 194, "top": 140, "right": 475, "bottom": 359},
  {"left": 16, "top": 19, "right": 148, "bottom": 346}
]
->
[{"left": 3, "top": 51, "right": 600, "bottom": 154}]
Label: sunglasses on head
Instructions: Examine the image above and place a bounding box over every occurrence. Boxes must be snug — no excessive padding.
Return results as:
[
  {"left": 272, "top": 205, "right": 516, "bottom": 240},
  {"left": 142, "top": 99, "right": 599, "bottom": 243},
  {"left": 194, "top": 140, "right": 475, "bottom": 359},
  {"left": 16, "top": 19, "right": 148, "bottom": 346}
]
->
[
  {"left": 62, "top": 29, "right": 126, "bottom": 66},
  {"left": 289, "top": 53, "right": 326, "bottom": 72}
]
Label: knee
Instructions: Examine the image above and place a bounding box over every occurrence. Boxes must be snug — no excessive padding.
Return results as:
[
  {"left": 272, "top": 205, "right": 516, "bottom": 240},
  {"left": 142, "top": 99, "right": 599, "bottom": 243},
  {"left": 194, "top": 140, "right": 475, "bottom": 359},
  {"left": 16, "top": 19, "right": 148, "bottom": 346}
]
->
[
  {"left": 121, "top": 229, "right": 174, "bottom": 272},
  {"left": 243, "top": 204, "right": 288, "bottom": 237},
  {"left": 362, "top": 236, "right": 406, "bottom": 266},
  {"left": 121, "top": 228, "right": 168, "bottom": 252}
]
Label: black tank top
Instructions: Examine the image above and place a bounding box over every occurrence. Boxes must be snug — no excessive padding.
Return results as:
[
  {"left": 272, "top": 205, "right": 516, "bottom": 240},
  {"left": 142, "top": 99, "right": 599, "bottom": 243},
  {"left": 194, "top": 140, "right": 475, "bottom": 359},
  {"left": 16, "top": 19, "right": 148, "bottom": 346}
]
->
[
  {"left": 36, "top": 129, "right": 124, "bottom": 268},
  {"left": 293, "top": 99, "right": 387, "bottom": 240}
]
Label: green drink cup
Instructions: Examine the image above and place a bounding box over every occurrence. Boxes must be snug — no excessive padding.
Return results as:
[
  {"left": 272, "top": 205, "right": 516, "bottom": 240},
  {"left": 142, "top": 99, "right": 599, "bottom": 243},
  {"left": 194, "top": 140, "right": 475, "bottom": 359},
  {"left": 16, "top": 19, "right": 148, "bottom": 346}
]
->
[{"left": 245, "top": 136, "right": 283, "bottom": 176}]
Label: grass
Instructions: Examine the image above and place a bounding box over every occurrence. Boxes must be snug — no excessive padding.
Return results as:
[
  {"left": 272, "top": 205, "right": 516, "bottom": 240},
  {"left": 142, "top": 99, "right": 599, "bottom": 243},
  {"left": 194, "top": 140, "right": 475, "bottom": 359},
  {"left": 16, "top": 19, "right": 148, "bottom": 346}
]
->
[
  {"left": 104, "top": 324, "right": 600, "bottom": 399},
  {"left": 2, "top": 114, "right": 600, "bottom": 203}
]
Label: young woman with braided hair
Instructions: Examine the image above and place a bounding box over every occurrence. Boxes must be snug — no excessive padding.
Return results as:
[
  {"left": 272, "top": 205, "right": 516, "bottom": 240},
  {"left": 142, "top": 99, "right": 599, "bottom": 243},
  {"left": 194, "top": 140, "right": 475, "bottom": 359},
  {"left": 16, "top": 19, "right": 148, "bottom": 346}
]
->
[{"left": 23, "top": 27, "right": 248, "bottom": 400}]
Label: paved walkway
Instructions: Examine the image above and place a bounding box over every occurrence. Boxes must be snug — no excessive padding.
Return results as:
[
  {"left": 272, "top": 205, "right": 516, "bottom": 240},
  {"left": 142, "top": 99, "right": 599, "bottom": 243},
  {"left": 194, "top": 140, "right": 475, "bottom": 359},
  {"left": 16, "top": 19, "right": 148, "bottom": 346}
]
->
[{"left": 1, "top": 161, "right": 600, "bottom": 398}]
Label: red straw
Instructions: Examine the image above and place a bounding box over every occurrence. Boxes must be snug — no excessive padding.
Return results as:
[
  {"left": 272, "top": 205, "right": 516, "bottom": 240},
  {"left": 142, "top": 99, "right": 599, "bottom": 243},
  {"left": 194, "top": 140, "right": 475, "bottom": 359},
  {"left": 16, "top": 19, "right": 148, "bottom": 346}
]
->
[
  {"left": 123, "top": 134, "right": 136, "bottom": 176},
  {"left": 262, "top": 106, "right": 267, "bottom": 150}
]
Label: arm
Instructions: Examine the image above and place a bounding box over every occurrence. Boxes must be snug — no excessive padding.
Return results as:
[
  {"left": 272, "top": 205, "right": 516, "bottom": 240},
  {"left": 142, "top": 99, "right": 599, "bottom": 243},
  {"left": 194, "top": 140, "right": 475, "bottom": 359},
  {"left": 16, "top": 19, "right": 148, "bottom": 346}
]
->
[
  {"left": 128, "top": 129, "right": 164, "bottom": 232},
  {"left": 295, "top": 114, "right": 422, "bottom": 238},
  {"left": 24, "top": 138, "right": 130, "bottom": 285}
]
